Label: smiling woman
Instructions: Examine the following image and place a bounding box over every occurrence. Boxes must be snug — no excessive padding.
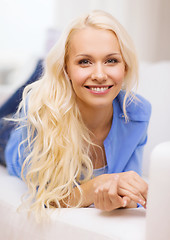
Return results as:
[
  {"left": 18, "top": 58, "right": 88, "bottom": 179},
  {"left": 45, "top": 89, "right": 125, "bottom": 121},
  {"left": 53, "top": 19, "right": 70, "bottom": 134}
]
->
[
  {"left": 66, "top": 27, "right": 125, "bottom": 111},
  {"left": 2, "top": 10, "right": 151, "bottom": 221}
]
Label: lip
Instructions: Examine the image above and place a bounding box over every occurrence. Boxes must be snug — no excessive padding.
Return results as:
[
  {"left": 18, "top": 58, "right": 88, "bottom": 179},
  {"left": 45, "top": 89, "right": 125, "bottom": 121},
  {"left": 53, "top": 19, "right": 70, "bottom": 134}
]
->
[{"left": 84, "top": 85, "right": 113, "bottom": 95}]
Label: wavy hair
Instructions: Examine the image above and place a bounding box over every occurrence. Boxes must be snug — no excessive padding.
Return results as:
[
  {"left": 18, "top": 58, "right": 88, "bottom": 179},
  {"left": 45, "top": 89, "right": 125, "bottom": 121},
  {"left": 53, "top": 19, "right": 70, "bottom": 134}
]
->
[{"left": 18, "top": 10, "right": 138, "bottom": 220}]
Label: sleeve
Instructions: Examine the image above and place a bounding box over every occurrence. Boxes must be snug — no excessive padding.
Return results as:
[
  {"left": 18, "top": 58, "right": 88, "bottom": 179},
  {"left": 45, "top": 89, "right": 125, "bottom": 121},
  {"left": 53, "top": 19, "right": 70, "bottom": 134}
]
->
[
  {"left": 122, "top": 93, "right": 152, "bottom": 176},
  {"left": 122, "top": 132, "right": 148, "bottom": 176},
  {"left": 5, "top": 104, "right": 30, "bottom": 179},
  {"left": 5, "top": 124, "right": 28, "bottom": 178}
]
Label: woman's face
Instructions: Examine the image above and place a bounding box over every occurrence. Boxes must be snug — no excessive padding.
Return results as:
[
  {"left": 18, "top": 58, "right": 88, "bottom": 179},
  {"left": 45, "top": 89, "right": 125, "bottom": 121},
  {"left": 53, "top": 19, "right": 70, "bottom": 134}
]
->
[{"left": 66, "top": 27, "right": 126, "bottom": 110}]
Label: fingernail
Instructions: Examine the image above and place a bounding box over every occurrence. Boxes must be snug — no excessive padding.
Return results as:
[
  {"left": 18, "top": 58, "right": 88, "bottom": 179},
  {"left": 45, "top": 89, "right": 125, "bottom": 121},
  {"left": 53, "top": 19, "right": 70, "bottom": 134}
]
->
[
  {"left": 139, "top": 199, "right": 145, "bottom": 205},
  {"left": 123, "top": 200, "right": 127, "bottom": 207}
]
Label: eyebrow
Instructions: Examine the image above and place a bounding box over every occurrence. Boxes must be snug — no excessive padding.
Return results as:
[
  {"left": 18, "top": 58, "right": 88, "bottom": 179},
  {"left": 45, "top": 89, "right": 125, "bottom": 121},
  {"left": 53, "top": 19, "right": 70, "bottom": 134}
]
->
[{"left": 75, "top": 53, "right": 121, "bottom": 58}]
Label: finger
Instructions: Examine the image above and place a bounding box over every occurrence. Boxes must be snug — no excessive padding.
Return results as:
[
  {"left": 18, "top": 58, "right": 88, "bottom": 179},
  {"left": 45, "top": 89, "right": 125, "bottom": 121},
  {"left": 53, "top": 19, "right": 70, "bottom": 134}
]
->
[
  {"left": 98, "top": 187, "right": 105, "bottom": 210},
  {"left": 125, "top": 175, "right": 148, "bottom": 200},
  {"left": 118, "top": 187, "right": 146, "bottom": 207},
  {"left": 98, "top": 181, "right": 113, "bottom": 211},
  {"left": 118, "top": 172, "right": 148, "bottom": 203},
  {"left": 95, "top": 177, "right": 123, "bottom": 211},
  {"left": 122, "top": 196, "right": 138, "bottom": 208},
  {"left": 121, "top": 196, "right": 133, "bottom": 208},
  {"left": 103, "top": 179, "right": 124, "bottom": 211},
  {"left": 107, "top": 177, "right": 125, "bottom": 208},
  {"left": 129, "top": 177, "right": 148, "bottom": 200},
  {"left": 118, "top": 180, "right": 146, "bottom": 202},
  {"left": 119, "top": 171, "right": 148, "bottom": 200},
  {"left": 103, "top": 189, "right": 114, "bottom": 211},
  {"left": 94, "top": 188, "right": 101, "bottom": 209},
  {"left": 94, "top": 188, "right": 99, "bottom": 209},
  {"left": 94, "top": 186, "right": 105, "bottom": 210}
]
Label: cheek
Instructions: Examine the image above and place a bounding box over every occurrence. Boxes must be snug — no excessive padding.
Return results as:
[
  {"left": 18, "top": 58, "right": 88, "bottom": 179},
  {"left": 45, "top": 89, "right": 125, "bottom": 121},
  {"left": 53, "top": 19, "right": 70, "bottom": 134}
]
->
[
  {"left": 70, "top": 68, "right": 91, "bottom": 85},
  {"left": 108, "top": 66, "right": 125, "bottom": 84}
]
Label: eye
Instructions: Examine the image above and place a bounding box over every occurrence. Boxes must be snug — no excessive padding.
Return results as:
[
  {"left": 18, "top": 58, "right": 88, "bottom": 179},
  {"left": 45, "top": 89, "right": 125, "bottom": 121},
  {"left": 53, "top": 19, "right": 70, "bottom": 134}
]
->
[
  {"left": 78, "top": 59, "right": 91, "bottom": 66},
  {"left": 105, "top": 58, "right": 119, "bottom": 64}
]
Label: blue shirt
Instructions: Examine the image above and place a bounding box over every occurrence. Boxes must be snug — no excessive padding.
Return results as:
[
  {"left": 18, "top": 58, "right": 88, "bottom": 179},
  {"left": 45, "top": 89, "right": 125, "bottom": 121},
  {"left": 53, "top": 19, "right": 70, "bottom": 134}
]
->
[{"left": 5, "top": 91, "right": 151, "bottom": 178}]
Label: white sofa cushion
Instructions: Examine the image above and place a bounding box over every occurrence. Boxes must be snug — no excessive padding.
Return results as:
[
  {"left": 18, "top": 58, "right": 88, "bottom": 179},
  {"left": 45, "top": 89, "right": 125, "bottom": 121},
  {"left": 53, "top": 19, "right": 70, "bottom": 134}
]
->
[{"left": 0, "top": 165, "right": 146, "bottom": 240}]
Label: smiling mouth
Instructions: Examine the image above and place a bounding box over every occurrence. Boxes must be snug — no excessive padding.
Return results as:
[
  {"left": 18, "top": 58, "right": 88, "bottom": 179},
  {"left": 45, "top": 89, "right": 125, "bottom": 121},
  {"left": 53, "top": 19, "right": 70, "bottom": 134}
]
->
[{"left": 84, "top": 85, "right": 113, "bottom": 92}]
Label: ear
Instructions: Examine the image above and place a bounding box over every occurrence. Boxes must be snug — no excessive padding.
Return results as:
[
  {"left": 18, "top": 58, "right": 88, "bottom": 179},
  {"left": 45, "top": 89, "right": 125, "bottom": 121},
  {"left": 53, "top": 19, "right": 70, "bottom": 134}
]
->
[
  {"left": 64, "top": 64, "right": 70, "bottom": 81},
  {"left": 124, "top": 63, "right": 128, "bottom": 76},
  {"left": 64, "top": 66, "right": 72, "bottom": 83},
  {"left": 64, "top": 63, "right": 68, "bottom": 74},
  {"left": 64, "top": 65, "right": 68, "bottom": 75}
]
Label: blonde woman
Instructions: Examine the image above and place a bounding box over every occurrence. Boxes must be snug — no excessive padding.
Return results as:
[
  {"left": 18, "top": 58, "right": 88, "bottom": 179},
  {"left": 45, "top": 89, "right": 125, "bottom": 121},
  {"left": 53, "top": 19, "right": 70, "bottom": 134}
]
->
[{"left": 4, "top": 10, "right": 151, "bottom": 217}]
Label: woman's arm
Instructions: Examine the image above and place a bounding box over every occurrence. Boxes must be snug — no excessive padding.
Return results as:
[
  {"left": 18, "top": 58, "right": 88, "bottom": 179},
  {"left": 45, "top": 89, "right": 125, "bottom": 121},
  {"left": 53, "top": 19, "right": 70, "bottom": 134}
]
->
[
  {"left": 123, "top": 133, "right": 148, "bottom": 176},
  {"left": 5, "top": 105, "right": 29, "bottom": 178},
  {"left": 5, "top": 125, "right": 26, "bottom": 178},
  {"left": 65, "top": 171, "right": 147, "bottom": 210}
]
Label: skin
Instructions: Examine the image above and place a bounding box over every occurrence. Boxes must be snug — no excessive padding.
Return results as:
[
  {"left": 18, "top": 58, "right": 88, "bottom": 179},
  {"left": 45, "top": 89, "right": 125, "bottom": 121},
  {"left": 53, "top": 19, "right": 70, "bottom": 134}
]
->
[{"left": 66, "top": 27, "right": 147, "bottom": 210}]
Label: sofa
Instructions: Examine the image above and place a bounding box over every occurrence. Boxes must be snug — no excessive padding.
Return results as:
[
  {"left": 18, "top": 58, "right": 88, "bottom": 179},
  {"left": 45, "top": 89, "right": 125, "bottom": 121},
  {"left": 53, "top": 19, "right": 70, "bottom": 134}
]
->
[{"left": 0, "top": 60, "right": 170, "bottom": 240}]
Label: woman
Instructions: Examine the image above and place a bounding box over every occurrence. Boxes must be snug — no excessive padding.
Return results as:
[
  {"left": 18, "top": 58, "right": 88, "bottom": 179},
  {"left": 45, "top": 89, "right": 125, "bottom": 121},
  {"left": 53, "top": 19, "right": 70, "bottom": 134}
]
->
[{"left": 5, "top": 10, "right": 151, "bottom": 217}]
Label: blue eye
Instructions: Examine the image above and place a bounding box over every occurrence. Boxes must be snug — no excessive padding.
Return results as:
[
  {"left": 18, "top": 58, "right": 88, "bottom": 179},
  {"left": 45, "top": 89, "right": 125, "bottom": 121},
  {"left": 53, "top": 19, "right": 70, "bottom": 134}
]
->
[
  {"left": 78, "top": 59, "right": 91, "bottom": 65},
  {"left": 106, "top": 58, "right": 118, "bottom": 64}
]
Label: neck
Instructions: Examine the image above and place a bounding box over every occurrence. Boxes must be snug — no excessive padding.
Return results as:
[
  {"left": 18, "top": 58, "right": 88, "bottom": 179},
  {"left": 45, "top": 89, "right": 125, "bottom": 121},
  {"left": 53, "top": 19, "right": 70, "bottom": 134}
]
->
[{"left": 78, "top": 102, "right": 113, "bottom": 141}]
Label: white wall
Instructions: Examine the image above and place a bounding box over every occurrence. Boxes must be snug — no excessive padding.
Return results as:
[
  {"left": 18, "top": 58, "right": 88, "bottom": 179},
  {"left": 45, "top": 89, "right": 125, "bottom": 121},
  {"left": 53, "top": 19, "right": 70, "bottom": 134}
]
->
[
  {"left": 0, "top": 0, "right": 56, "bottom": 66},
  {"left": 137, "top": 61, "right": 170, "bottom": 177},
  {"left": 0, "top": 0, "right": 170, "bottom": 68},
  {"left": 54, "top": 0, "right": 170, "bottom": 62}
]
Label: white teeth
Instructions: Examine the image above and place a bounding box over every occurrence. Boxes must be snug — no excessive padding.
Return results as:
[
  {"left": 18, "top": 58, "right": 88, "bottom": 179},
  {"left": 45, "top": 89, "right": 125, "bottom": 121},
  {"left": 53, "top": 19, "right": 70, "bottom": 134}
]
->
[{"left": 90, "top": 87, "right": 109, "bottom": 92}]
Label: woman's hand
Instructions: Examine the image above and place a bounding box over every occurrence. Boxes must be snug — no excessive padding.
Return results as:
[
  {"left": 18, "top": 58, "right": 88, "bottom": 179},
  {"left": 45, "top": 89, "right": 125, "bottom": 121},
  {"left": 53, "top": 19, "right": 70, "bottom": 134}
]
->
[
  {"left": 93, "top": 171, "right": 148, "bottom": 211},
  {"left": 117, "top": 171, "right": 147, "bottom": 208},
  {"left": 94, "top": 175, "right": 131, "bottom": 211}
]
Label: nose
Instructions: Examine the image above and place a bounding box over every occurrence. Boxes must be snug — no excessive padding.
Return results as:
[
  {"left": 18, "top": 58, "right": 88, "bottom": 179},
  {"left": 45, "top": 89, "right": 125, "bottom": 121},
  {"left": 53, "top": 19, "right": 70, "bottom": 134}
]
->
[{"left": 91, "top": 64, "right": 107, "bottom": 82}]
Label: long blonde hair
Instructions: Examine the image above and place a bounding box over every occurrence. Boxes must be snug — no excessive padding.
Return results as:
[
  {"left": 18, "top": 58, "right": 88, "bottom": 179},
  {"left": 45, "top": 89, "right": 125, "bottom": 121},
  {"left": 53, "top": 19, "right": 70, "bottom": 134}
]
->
[{"left": 18, "top": 10, "right": 138, "bottom": 219}]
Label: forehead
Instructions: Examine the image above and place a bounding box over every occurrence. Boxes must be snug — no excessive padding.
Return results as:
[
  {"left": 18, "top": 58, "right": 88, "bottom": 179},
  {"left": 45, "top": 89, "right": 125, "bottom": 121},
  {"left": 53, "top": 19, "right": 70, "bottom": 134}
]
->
[{"left": 68, "top": 27, "right": 121, "bottom": 56}]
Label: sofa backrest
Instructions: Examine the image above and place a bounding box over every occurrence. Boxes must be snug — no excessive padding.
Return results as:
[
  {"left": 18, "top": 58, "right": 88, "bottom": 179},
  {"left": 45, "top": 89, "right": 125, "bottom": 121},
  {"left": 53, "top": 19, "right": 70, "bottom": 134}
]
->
[{"left": 137, "top": 61, "right": 170, "bottom": 177}]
